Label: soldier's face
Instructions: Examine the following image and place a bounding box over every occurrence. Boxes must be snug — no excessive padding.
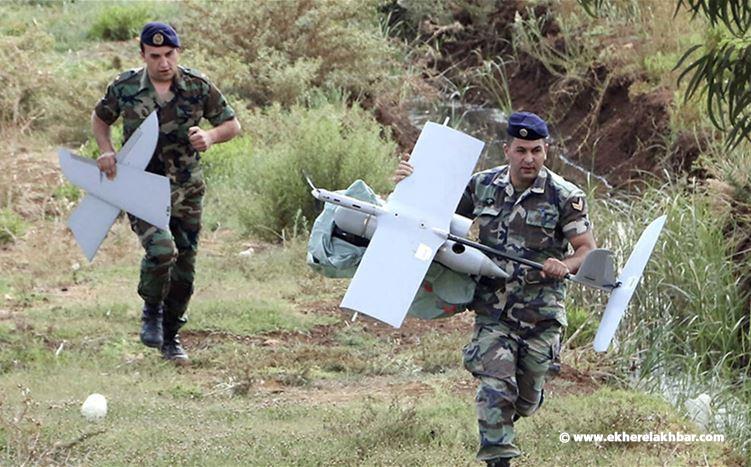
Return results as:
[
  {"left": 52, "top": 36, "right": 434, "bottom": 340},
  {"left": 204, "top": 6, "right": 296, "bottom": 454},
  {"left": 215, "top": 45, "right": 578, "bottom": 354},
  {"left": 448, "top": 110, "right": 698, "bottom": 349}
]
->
[
  {"left": 504, "top": 138, "right": 547, "bottom": 188},
  {"left": 141, "top": 44, "right": 180, "bottom": 83}
]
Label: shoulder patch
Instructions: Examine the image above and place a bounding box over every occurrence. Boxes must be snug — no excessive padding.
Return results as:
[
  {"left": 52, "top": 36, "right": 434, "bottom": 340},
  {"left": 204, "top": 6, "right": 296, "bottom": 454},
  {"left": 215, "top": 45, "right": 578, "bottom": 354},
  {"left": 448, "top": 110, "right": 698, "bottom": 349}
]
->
[
  {"left": 112, "top": 68, "right": 141, "bottom": 85},
  {"left": 474, "top": 165, "right": 507, "bottom": 186},
  {"left": 546, "top": 167, "right": 584, "bottom": 198},
  {"left": 179, "top": 66, "right": 209, "bottom": 82}
]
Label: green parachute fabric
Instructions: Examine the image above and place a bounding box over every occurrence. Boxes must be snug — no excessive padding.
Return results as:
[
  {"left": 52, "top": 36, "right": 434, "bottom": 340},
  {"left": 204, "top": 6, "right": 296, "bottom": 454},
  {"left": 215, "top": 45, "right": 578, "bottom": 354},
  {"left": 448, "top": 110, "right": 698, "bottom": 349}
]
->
[{"left": 306, "top": 179, "right": 475, "bottom": 320}]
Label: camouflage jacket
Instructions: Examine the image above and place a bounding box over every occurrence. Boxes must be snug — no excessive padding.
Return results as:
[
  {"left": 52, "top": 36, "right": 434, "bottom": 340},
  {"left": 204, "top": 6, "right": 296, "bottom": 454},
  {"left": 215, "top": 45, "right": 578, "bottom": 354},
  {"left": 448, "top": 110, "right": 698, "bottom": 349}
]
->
[
  {"left": 456, "top": 165, "right": 591, "bottom": 329},
  {"left": 94, "top": 66, "right": 235, "bottom": 185}
]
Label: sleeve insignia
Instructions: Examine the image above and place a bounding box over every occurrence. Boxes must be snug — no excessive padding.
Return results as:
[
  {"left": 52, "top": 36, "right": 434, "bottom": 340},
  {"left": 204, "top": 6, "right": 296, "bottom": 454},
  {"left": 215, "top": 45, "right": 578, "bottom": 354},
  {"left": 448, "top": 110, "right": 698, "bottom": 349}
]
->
[{"left": 571, "top": 197, "right": 583, "bottom": 211}]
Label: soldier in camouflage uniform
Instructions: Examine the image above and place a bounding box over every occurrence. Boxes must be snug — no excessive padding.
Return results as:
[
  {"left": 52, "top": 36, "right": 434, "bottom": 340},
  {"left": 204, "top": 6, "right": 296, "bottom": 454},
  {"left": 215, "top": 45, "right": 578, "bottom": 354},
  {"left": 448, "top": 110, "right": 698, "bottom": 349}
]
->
[
  {"left": 92, "top": 22, "right": 241, "bottom": 363},
  {"left": 395, "top": 112, "right": 596, "bottom": 466}
]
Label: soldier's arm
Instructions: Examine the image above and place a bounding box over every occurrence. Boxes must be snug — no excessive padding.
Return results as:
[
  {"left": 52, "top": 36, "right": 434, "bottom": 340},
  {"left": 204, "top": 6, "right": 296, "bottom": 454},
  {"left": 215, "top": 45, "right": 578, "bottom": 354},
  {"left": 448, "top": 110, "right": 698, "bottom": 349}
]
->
[
  {"left": 561, "top": 230, "right": 596, "bottom": 273},
  {"left": 542, "top": 190, "right": 595, "bottom": 279},
  {"left": 188, "top": 117, "right": 241, "bottom": 152},
  {"left": 208, "top": 117, "right": 241, "bottom": 144},
  {"left": 92, "top": 112, "right": 117, "bottom": 179},
  {"left": 92, "top": 78, "right": 122, "bottom": 179},
  {"left": 541, "top": 231, "right": 595, "bottom": 278}
]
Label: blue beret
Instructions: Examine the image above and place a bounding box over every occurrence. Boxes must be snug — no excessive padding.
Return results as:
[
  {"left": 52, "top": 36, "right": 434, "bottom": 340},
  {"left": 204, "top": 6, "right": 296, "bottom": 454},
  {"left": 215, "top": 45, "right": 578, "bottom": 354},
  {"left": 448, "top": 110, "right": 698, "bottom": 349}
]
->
[
  {"left": 506, "top": 111, "right": 549, "bottom": 140},
  {"left": 140, "top": 22, "right": 180, "bottom": 48}
]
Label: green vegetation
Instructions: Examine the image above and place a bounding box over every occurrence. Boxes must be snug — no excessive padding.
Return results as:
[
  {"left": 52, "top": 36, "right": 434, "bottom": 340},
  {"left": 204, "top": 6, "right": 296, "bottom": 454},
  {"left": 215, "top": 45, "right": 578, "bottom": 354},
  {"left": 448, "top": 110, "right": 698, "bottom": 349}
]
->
[
  {"left": 1, "top": 0, "right": 750, "bottom": 463},
  {"left": 202, "top": 94, "right": 397, "bottom": 239},
  {"left": 88, "top": 5, "right": 152, "bottom": 41},
  {"left": 581, "top": 0, "right": 751, "bottom": 147},
  {"left": 0, "top": 208, "right": 26, "bottom": 245},
  {"left": 182, "top": 0, "right": 405, "bottom": 107}
]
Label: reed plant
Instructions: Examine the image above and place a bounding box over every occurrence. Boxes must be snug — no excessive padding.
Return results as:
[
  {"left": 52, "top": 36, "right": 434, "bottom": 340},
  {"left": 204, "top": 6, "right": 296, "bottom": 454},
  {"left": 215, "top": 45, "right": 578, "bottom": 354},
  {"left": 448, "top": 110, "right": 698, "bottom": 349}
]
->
[{"left": 568, "top": 177, "right": 751, "bottom": 457}]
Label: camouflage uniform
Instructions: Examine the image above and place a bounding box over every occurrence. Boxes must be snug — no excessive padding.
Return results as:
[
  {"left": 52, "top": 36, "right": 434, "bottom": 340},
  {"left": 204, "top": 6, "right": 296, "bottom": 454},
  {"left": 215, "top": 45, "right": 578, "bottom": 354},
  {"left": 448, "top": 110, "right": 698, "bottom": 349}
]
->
[
  {"left": 455, "top": 165, "right": 591, "bottom": 461},
  {"left": 94, "top": 65, "right": 235, "bottom": 330}
]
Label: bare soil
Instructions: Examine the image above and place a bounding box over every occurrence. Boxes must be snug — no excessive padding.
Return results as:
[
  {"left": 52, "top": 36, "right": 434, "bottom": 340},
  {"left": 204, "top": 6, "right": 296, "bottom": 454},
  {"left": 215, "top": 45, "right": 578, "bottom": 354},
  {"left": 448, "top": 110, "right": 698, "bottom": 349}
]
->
[{"left": 378, "top": 1, "right": 708, "bottom": 188}]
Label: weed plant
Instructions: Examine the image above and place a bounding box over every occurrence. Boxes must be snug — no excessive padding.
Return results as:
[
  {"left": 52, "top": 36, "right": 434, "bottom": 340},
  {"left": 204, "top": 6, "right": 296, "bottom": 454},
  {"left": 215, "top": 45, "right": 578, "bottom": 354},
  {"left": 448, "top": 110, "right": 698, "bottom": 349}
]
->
[
  {"left": 0, "top": 209, "right": 27, "bottom": 245},
  {"left": 0, "top": 28, "right": 54, "bottom": 129}
]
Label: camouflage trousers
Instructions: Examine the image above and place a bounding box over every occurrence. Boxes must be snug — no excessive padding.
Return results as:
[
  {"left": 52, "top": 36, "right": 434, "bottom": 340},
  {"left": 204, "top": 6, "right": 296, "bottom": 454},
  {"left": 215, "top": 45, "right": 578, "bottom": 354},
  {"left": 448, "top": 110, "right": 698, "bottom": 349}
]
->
[
  {"left": 128, "top": 178, "right": 205, "bottom": 329},
  {"left": 462, "top": 315, "right": 561, "bottom": 461}
]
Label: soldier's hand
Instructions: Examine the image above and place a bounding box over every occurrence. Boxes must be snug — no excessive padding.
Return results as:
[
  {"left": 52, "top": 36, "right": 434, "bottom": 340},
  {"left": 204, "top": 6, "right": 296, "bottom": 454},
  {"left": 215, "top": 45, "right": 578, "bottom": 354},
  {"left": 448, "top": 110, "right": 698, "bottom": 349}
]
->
[
  {"left": 96, "top": 151, "right": 117, "bottom": 180},
  {"left": 541, "top": 258, "right": 569, "bottom": 280},
  {"left": 189, "top": 126, "right": 213, "bottom": 152},
  {"left": 393, "top": 153, "right": 414, "bottom": 184}
]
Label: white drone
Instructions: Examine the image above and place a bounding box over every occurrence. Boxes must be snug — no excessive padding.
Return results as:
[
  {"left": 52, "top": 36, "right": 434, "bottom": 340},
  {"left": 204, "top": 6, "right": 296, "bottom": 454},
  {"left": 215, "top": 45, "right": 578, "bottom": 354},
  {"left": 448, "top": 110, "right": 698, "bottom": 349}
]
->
[
  {"left": 308, "top": 122, "right": 666, "bottom": 352},
  {"left": 58, "top": 111, "right": 170, "bottom": 262}
]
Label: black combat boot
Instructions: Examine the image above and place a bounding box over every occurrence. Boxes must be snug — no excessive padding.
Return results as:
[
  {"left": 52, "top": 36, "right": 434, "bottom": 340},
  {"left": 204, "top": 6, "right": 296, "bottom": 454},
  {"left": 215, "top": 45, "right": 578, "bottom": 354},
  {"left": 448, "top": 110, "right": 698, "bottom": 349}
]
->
[
  {"left": 486, "top": 457, "right": 511, "bottom": 467},
  {"left": 161, "top": 318, "right": 189, "bottom": 364},
  {"left": 139, "top": 303, "right": 163, "bottom": 348}
]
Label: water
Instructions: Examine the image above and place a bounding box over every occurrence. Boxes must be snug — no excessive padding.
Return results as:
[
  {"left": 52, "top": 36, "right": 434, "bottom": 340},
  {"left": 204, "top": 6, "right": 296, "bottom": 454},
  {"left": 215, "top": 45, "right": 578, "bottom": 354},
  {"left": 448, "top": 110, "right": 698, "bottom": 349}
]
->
[
  {"left": 407, "top": 98, "right": 507, "bottom": 171},
  {"left": 636, "top": 370, "right": 750, "bottom": 455}
]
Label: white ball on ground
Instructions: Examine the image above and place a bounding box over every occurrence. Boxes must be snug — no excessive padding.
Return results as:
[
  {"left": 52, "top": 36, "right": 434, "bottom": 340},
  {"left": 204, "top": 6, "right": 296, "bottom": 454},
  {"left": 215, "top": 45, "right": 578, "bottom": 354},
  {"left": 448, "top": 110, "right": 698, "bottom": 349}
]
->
[{"left": 81, "top": 393, "right": 107, "bottom": 421}]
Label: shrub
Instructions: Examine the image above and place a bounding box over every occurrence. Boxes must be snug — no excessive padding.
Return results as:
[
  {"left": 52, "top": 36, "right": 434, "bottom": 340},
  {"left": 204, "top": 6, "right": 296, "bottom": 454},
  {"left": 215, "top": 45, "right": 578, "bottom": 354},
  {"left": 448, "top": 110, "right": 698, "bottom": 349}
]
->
[
  {"left": 0, "top": 22, "right": 128, "bottom": 143},
  {"left": 38, "top": 57, "right": 121, "bottom": 144},
  {"left": 87, "top": 5, "right": 151, "bottom": 41},
  {"left": 182, "top": 0, "right": 403, "bottom": 106},
  {"left": 0, "top": 208, "right": 27, "bottom": 245},
  {"left": 0, "top": 28, "right": 54, "bottom": 128},
  {"left": 202, "top": 93, "right": 397, "bottom": 240}
]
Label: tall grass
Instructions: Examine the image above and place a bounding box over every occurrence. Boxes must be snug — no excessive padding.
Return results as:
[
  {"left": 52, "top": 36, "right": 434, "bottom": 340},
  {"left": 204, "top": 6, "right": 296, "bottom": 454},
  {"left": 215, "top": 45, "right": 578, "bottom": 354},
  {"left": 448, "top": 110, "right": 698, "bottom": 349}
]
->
[
  {"left": 577, "top": 178, "right": 749, "bottom": 369},
  {"left": 568, "top": 177, "right": 751, "bottom": 457},
  {"left": 0, "top": 209, "right": 27, "bottom": 245},
  {"left": 87, "top": 5, "right": 151, "bottom": 41}
]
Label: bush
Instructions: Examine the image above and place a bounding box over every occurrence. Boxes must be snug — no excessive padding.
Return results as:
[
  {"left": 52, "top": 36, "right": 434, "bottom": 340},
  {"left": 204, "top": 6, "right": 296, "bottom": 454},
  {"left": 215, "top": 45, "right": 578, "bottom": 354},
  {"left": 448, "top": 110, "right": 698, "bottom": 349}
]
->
[
  {"left": 203, "top": 93, "right": 397, "bottom": 240},
  {"left": 39, "top": 57, "right": 121, "bottom": 144},
  {"left": 0, "top": 28, "right": 54, "bottom": 128},
  {"left": 0, "top": 208, "right": 27, "bottom": 245},
  {"left": 182, "top": 0, "right": 403, "bottom": 107},
  {"left": 0, "top": 22, "right": 127, "bottom": 142},
  {"left": 88, "top": 5, "right": 151, "bottom": 41}
]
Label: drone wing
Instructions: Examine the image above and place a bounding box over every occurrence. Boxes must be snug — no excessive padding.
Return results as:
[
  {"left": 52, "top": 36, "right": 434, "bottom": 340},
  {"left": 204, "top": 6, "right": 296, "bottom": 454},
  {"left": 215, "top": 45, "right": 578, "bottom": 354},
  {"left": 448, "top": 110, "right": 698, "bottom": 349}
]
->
[
  {"left": 593, "top": 215, "right": 667, "bottom": 352},
  {"left": 341, "top": 214, "right": 445, "bottom": 327},
  {"left": 340, "top": 122, "right": 484, "bottom": 328},
  {"left": 389, "top": 122, "right": 484, "bottom": 229},
  {"left": 116, "top": 110, "right": 159, "bottom": 169},
  {"left": 63, "top": 111, "right": 160, "bottom": 261},
  {"left": 58, "top": 149, "right": 171, "bottom": 231}
]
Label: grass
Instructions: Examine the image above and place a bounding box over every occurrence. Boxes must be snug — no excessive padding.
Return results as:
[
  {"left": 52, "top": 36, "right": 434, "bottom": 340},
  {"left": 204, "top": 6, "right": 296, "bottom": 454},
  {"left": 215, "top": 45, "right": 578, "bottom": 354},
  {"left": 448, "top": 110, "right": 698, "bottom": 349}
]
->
[
  {"left": 0, "top": 361, "right": 739, "bottom": 465},
  {"left": 0, "top": 0, "right": 749, "bottom": 463},
  {"left": 2, "top": 0, "right": 180, "bottom": 52},
  {"left": 0, "top": 214, "right": 745, "bottom": 464}
]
